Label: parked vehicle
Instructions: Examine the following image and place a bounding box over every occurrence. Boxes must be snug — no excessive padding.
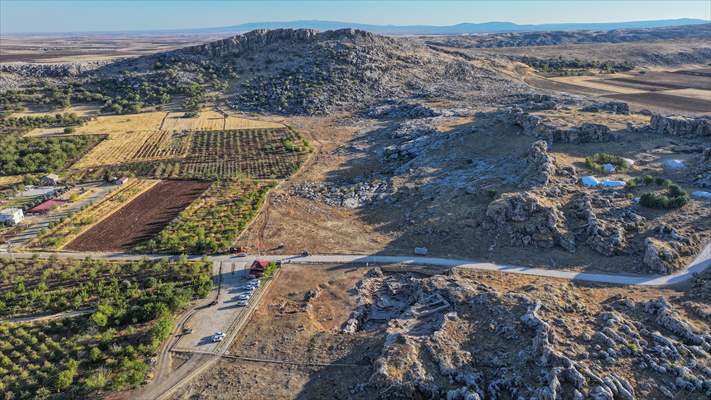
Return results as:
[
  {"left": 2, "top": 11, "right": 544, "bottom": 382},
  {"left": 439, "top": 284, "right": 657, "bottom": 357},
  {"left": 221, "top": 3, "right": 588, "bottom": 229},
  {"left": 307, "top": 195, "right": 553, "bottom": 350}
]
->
[
  {"left": 235, "top": 299, "right": 248, "bottom": 306},
  {"left": 235, "top": 252, "right": 248, "bottom": 257},
  {"left": 211, "top": 331, "right": 225, "bottom": 342}
]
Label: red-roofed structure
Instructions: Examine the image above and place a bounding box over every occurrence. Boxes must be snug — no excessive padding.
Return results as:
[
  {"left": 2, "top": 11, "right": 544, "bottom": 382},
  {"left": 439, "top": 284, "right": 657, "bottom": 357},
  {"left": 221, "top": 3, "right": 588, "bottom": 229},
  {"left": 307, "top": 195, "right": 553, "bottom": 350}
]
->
[
  {"left": 249, "top": 259, "right": 270, "bottom": 277},
  {"left": 27, "top": 199, "right": 67, "bottom": 214}
]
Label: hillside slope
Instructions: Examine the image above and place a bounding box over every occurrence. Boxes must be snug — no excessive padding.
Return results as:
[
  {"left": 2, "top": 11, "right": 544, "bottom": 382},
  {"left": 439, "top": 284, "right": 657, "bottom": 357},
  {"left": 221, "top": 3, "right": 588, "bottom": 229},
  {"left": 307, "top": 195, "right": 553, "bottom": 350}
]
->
[{"left": 90, "top": 29, "right": 524, "bottom": 114}]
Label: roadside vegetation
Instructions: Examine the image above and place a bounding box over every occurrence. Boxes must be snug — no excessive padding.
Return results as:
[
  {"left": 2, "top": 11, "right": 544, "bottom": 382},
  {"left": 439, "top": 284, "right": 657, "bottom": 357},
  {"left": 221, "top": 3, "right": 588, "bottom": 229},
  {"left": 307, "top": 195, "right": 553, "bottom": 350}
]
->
[
  {"left": 0, "top": 256, "right": 212, "bottom": 398},
  {"left": 135, "top": 180, "right": 274, "bottom": 254},
  {"left": 260, "top": 261, "right": 279, "bottom": 284}
]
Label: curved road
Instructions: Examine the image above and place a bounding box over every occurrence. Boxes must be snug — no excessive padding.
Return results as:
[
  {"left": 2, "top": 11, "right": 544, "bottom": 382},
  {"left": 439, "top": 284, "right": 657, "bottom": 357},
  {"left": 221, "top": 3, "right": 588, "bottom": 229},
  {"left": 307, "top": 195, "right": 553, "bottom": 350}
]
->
[{"left": 4, "top": 240, "right": 710, "bottom": 286}]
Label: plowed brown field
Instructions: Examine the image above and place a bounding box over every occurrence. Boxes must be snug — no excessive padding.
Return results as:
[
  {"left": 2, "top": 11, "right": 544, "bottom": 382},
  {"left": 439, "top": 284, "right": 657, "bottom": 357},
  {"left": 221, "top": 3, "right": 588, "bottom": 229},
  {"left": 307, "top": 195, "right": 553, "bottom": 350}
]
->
[{"left": 65, "top": 180, "right": 210, "bottom": 251}]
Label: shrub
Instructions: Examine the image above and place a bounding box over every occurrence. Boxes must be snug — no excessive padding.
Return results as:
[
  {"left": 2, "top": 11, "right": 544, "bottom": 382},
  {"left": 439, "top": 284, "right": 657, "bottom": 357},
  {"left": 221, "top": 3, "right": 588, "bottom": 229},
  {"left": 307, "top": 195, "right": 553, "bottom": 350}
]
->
[
  {"left": 639, "top": 185, "right": 690, "bottom": 209},
  {"left": 585, "top": 153, "right": 628, "bottom": 172}
]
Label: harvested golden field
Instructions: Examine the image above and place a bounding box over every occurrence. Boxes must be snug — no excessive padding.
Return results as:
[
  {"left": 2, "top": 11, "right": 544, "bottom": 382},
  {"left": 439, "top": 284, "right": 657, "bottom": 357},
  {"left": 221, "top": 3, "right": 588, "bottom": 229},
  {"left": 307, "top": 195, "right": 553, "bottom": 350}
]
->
[
  {"left": 225, "top": 115, "right": 284, "bottom": 129},
  {"left": 161, "top": 111, "right": 225, "bottom": 131},
  {"left": 161, "top": 111, "right": 284, "bottom": 131},
  {"left": 72, "top": 130, "right": 157, "bottom": 168},
  {"left": 32, "top": 179, "right": 159, "bottom": 249},
  {"left": 0, "top": 175, "right": 23, "bottom": 187},
  {"left": 26, "top": 111, "right": 167, "bottom": 137}
]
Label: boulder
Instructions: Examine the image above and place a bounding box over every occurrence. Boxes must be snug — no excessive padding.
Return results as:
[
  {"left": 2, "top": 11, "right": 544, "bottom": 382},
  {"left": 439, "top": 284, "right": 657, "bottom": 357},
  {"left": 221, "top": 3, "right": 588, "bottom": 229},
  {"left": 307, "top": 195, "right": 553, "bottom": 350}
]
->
[
  {"left": 485, "top": 192, "right": 574, "bottom": 251},
  {"left": 520, "top": 140, "right": 557, "bottom": 188},
  {"left": 649, "top": 114, "right": 711, "bottom": 137},
  {"left": 643, "top": 238, "right": 678, "bottom": 274},
  {"left": 581, "top": 101, "right": 630, "bottom": 115}
]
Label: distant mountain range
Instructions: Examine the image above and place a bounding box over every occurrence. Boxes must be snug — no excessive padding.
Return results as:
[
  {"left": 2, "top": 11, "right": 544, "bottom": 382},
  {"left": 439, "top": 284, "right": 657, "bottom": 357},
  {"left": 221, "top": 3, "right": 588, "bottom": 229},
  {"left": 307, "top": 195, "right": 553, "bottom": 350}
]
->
[{"left": 188, "top": 18, "right": 710, "bottom": 35}]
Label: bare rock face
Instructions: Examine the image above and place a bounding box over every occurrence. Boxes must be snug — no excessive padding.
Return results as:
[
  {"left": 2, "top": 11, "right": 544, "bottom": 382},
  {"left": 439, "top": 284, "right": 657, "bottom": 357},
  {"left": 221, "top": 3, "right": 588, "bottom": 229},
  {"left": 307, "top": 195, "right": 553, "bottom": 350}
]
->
[
  {"left": 505, "top": 108, "right": 618, "bottom": 144},
  {"left": 520, "top": 140, "right": 557, "bottom": 188},
  {"left": 650, "top": 114, "right": 711, "bottom": 137},
  {"left": 643, "top": 238, "right": 679, "bottom": 274},
  {"left": 367, "top": 100, "right": 441, "bottom": 119},
  {"left": 692, "top": 147, "right": 711, "bottom": 188},
  {"left": 581, "top": 101, "right": 630, "bottom": 115},
  {"left": 642, "top": 225, "right": 698, "bottom": 274},
  {"left": 573, "top": 194, "right": 631, "bottom": 256},
  {"left": 484, "top": 192, "right": 574, "bottom": 251}
]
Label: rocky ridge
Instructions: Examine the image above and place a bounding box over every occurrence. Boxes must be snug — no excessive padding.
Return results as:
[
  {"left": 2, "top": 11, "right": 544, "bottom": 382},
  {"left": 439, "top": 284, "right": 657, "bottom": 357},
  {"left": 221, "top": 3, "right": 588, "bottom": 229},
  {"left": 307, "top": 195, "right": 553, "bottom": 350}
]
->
[{"left": 342, "top": 268, "right": 711, "bottom": 399}]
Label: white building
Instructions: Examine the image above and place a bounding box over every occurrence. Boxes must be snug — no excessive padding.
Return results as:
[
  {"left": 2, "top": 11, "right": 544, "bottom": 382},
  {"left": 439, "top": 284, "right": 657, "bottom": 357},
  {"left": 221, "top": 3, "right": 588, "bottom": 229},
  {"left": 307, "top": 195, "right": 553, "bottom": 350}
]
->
[{"left": 0, "top": 208, "right": 24, "bottom": 226}]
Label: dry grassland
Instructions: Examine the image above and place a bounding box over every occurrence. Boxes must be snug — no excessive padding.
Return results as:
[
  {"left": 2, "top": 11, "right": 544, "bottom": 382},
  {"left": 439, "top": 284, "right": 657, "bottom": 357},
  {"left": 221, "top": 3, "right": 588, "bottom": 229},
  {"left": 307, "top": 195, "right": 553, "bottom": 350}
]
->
[
  {"left": 0, "top": 175, "right": 23, "bottom": 187},
  {"left": 26, "top": 111, "right": 167, "bottom": 137},
  {"left": 162, "top": 111, "right": 284, "bottom": 131},
  {"left": 72, "top": 130, "right": 158, "bottom": 169}
]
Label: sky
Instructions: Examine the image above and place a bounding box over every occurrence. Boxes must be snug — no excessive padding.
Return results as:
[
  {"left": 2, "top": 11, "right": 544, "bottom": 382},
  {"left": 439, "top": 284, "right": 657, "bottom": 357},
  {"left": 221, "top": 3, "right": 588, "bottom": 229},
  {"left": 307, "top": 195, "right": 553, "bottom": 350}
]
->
[{"left": 1, "top": 0, "right": 710, "bottom": 33}]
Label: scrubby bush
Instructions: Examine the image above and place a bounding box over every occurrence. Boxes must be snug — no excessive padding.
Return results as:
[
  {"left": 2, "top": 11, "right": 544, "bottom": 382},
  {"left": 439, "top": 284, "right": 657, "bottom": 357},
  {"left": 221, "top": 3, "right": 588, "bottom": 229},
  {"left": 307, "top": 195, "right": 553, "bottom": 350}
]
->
[
  {"left": 639, "top": 184, "right": 690, "bottom": 209},
  {"left": 585, "top": 153, "right": 628, "bottom": 173}
]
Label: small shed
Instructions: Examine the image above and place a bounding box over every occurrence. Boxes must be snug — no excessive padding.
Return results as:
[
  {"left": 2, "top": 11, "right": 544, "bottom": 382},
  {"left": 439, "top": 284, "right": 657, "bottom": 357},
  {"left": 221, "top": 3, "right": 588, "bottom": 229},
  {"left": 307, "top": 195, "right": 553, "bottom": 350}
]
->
[
  {"left": 0, "top": 208, "right": 24, "bottom": 226},
  {"left": 115, "top": 176, "right": 129, "bottom": 185},
  {"left": 249, "top": 259, "right": 270, "bottom": 277},
  {"left": 27, "top": 198, "right": 67, "bottom": 214},
  {"left": 40, "top": 174, "right": 62, "bottom": 186}
]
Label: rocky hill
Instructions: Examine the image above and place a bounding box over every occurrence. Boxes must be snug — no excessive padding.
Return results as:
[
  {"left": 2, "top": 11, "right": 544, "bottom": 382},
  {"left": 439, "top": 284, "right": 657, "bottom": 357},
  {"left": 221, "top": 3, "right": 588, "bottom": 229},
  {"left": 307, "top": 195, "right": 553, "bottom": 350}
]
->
[{"left": 90, "top": 28, "right": 525, "bottom": 115}]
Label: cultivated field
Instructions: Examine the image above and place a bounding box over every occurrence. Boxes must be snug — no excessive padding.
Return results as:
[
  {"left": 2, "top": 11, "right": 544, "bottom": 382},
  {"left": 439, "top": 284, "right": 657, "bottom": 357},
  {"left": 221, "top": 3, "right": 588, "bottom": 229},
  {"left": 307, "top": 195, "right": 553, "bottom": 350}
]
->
[
  {"left": 65, "top": 180, "right": 210, "bottom": 251},
  {"left": 180, "top": 128, "right": 309, "bottom": 179},
  {"left": 136, "top": 179, "right": 274, "bottom": 254},
  {"left": 23, "top": 111, "right": 301, "bottom": 179},
  {"left": 542, "top": 68, "right": 711, "bottom": 115},
  {"left": 26, "top": 111, "right": 284, "bottom": 137},
  {"left": 31, "top": 179, "right": 159, "bottom": 249},
  {"left": 0, "top": 256, "right": 212, "bottom": 399}
]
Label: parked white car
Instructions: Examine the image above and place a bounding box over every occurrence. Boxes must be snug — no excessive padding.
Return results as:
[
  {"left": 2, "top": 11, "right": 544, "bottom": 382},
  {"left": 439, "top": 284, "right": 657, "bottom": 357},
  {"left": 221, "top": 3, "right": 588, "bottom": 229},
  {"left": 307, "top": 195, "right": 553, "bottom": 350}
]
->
[
  {"left": 211, "top": 331, "right": 225, "bottom": 342},
  {"left": 235, "top": 299, "right": 248, "bottom": 306}
]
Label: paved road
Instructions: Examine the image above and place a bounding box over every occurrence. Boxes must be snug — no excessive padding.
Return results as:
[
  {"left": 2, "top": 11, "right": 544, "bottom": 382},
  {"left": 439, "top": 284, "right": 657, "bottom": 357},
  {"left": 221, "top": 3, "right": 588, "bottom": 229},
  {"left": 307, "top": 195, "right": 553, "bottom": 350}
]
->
[{"left": 3, "top": 240, "right": 710, "bottom": 286}]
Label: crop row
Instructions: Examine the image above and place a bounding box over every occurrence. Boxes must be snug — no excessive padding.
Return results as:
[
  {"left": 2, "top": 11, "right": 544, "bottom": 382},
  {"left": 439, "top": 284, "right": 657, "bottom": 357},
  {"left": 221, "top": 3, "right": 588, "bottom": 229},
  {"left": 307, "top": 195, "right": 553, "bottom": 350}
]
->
[
  {"left": 135, "top": 179, "right": 274, "bottom": 254},
  {"left": 0, "top": 256, "right": 212, "bottom": 398}
]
